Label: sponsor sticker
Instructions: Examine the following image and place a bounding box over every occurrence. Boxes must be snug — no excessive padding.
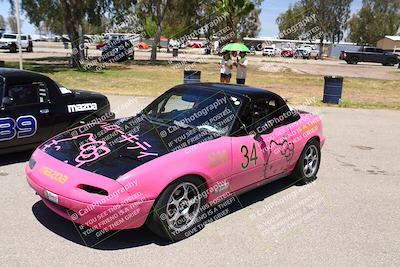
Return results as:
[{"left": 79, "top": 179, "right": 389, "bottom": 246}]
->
[
  {"left": 41, "top": 166, "right": 68, "bottom": 184},
  {"left": 67, "top": 103, "right": 98, "bottom": 113}
]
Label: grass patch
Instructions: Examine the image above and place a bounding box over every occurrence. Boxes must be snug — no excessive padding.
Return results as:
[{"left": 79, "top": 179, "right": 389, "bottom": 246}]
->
[{"left": 5, "top": 61, "right": 400, "bottom": 110}]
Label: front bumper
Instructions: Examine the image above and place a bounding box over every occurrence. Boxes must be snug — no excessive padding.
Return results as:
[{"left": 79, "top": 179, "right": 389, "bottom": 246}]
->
[
  {"left": 26, "top": 150, "right": 154, "bottom": 231},
  {"left": 27, "top": 174, "right": 154, "bottom": 230},
  {"left": 0, "top": 43, "right": 10, "bottom": 49}
]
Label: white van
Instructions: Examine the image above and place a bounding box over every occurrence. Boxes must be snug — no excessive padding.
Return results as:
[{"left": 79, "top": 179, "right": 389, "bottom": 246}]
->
[{"left": 0, "top": 33, "right": 33, "bottom": 53}]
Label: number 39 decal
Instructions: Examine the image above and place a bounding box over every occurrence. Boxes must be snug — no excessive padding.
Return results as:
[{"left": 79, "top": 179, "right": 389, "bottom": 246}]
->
[{"left": 0, "top": 116, "right": 37, "bottom": 141}]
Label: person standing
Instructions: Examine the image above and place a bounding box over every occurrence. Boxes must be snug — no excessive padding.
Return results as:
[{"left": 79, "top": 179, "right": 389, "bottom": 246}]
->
[
  {"left": 220, "top": 52, "right": 233, "bottom": 83},
  {"left": 236, "top": 52, "right": 248, "bottom": 85}
]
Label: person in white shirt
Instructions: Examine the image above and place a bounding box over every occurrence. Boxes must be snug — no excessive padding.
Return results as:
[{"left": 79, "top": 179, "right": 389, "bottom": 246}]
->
[
  {"left": 220, "top": 52, "right": 233, "bottom": 83},
  {"left": 236, "top": 52, "right": 248, "bottom": 85}
]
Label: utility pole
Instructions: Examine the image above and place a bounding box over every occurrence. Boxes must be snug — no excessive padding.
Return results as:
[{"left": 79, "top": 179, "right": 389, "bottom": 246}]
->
[{"left": 15, "top": 0, "right": 23, "bottom": 69}]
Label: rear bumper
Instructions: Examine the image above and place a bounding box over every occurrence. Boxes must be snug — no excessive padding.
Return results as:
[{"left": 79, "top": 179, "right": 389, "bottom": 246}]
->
[{"left": 26, "top": 163, "right": 154, "bottom": 231}]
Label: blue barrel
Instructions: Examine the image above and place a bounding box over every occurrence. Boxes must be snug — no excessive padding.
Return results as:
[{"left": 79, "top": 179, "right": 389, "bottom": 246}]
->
[
  {"left": 184, "top": 71, "right": 201, "bottom": 84},
  {"left": 323, "top": 76, "right": 343, "bottom": 104}
]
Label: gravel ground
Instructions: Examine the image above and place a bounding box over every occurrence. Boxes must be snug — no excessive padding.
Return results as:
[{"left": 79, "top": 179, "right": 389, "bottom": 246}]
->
[
  {"left": 1, "top": 43, "right": 399, "bottom": 80},
  {"left": 0, "top": 95, "right": 399, "bottom": 266}
]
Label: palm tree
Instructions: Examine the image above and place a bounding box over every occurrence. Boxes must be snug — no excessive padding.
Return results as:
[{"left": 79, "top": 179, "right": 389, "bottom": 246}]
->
[{"left": 216, "top": 0, "right": 255, "bottom": 40}]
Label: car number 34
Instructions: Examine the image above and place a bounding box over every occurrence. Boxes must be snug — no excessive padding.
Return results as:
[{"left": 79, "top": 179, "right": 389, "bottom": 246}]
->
[{"left": 0, "top": 115, "right": 37, "bottom": 141}]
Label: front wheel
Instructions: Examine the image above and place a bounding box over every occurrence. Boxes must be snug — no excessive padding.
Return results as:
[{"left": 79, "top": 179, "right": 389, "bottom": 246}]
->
[
  {"left": 291, "top": 139, "right": 321, "bottom": 185},
  {"left": 146, "top": 176, "right": 206, "bottom": 241},
  {"left": 9, "top": 44, "right": 17, "bottom": 53}
]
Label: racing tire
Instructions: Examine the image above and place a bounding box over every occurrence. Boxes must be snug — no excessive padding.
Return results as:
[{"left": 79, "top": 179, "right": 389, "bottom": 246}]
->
[
  {"left": 385, "top": 59, "right": 397, "bottom": 67},
  {"left": 290, "top": 139, "right": 321, "bottom": 185},
  {"left": 9, "top": 44, "right": 17, "bottom": 53},
  {"left": 146, "top": 176, "right": 207, "bottom": 242},
  {"left": 350, "top": 57, "right": 358, "bottom": 65}
]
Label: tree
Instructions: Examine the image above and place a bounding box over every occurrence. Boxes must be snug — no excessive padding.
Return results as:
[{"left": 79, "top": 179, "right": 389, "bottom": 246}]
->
[
  {"left": 7, "top": 15, "right": 20, "bottom": 33},
  {"left": 330, "top": 0, "right": 352, "bottom": 43},
  {"left": 0, "top": 15, "right": 6, "bottom": 31},
  {"left": 348, "top": 0, "right": 400, "bottom": 45},
  {"left": 18, "top": 0, "right": 135, "bottom": 68},
  {"left": 276, "top": 3, "right": 308, "bottom": 40},
  {"left": 215, "top": 0, "right": 257, "bottom": 40},
  {"left": 299, "top": 0, "right": 353, "bottom": 57},
  {"left": 237, "top": 0, "right": 263, "bottom": 38},
  {"left": 138, "top": 0, "right": 170, "bottom": 61}
]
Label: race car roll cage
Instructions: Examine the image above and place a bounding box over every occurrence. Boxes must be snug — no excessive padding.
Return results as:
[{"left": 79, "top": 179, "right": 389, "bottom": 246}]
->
[{"left": 0, "top": 75, "right": 14, "bottom": 110}]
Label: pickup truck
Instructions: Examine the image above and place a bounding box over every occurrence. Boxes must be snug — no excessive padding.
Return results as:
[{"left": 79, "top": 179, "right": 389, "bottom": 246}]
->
[
  {"left": 0, "top": 33, "right": 33, "bottom": 53},
  {"left": 340, "top": 46, "right": 399, "bottom": 66}
]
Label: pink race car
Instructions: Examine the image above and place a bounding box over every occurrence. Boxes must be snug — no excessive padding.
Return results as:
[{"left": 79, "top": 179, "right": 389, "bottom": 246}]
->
[{"left": 26, "top": 83, "right": 325, "bottom": 241}]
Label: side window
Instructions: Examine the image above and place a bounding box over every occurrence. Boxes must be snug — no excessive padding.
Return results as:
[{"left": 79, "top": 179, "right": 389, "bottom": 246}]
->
[
  {"left": 262, "top": 97, "right": 299, "bottom": 129},
  {"left": 365, "top": 48, "right": 375, "bottom": 53},
  {"left": 376, "top": 48, "right": 384, "bottom": 53},
  {"left": 21, "top": 36, "right": 27, "bottom": 40},
  {"left": 7, "top": 83, "right": 40, "bottom": 106},
  {"left": 36, "top": 82, "right": 50, "bottom": 103},
  {"left": 237, "top": 98, "right": 277, "bottom": 136}
]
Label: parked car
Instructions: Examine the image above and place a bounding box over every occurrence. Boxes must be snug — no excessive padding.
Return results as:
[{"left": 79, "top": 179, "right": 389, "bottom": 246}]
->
[
  {"left": 96, "top": 41, "right": 107, "bottom": 50},
  {"left": 0, "top": 68, "right": 114, "bottom": 155},
  {"left": 294, "top": 45, "right": 319, "bottom": 60},
  {"left": 262, "top": 47, "right": 276, "bottom": 57},
  {"left": 26, "top": 83, "right": 325, "bottom": 242},
  {"left": 101, "top": 39, "right": 135, "bottom": 62},
  {"left": 340, "top": 46, "right": 400, "bottom": 66},
  {"left": 298, "top": 44, "right": 320, "bottom": 59},
  {"left": 281, "top": 48, "right": 294, "bottom": 57},
  {"left": 187, "top": 41, "right": 204, "bottom": 48},
  {"left": 0, "top": 33, "right": 33, "bottom": 53},
  {"left": 294, "top": 48, "right": 311, "bottom": 59}
]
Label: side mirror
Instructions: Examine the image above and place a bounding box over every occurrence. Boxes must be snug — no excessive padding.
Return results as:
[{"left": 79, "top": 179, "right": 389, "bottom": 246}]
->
[{"left": 2, "top": 96, "right": 13, "bottom": 106}]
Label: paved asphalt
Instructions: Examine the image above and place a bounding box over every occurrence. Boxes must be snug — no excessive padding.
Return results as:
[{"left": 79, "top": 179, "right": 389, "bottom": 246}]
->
[{"left": 0, "top": 95, "right": 399, "bottom": 266}]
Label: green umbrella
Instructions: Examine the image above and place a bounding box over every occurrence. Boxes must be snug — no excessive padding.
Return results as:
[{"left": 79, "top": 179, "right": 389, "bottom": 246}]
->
[{"left": 222, "top": 43, "right": 250, "bottom": 52}]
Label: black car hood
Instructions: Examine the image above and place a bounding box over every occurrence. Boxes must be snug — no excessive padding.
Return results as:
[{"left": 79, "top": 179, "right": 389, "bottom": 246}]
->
[
  {"left": 70, "top": 89, "right": 107, "bottom": 100},
  {"left": 40, "top": 115, "right": 220, "bottom": 180}
]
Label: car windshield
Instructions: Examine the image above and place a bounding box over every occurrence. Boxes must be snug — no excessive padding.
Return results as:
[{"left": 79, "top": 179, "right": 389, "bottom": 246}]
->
[
  {"left": 143, "top": 87, "right": 243, "bottom": 136},
  {"left": 3, "top": 34, "right": 16, "bottom": 39}
]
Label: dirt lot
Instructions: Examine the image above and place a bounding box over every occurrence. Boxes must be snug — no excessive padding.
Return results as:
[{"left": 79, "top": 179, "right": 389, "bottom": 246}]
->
[
  {"left": 1, "top": 42, "right": 399, "bottom": 81},
  {"left": 0, "top": 96, "right": 399, "bottom": 266}
]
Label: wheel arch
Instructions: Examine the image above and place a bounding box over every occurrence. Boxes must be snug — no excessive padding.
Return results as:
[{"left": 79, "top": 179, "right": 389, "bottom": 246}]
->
[{"left": 146, "top": 173, "right": 209, "bottom": 222}]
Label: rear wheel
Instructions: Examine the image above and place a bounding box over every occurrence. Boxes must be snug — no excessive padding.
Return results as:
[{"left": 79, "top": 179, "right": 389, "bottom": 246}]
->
[
  {"left": 291, "top": 139, "right": 321, "bottom": 185},
  {"left": 350, "top": 56, "right": 358, "bottom": 64},
  {"left": 146, "top": 176, "right": 206, "bottom": 241},
  {"left": 385, "top": 59, "right": 397, "bottom": 66}
]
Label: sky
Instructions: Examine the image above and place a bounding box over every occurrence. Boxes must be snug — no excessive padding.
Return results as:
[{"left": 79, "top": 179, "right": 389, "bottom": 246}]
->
[{"left": 0, "top": 0, "right": 364, "bottom": 37}]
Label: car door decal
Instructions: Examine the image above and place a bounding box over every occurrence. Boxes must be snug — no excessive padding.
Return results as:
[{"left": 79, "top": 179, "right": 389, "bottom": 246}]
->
[
  {"left": 16, "top": 115, "right": 38, "bottom": 138},
  {"left": 0, "top": 115, "right": 37, "bottom": 141},
  {"left": 255, "top": 136, "right": 295, "bottom": 176},
  {"left": 240, "top": 143, "right": 258, "bottom": 169},
  {"left": 0, "top": 117, "right": 16, "bottom": 141}
]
